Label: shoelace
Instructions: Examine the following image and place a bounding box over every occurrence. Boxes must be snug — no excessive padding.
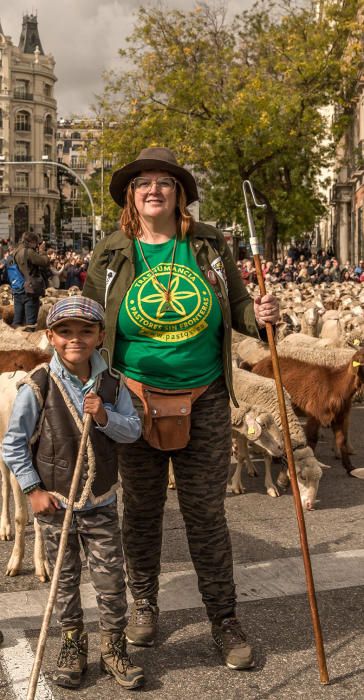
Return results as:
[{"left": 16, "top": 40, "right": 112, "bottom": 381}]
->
[
  {"left": 220, "top": 620, "right": 247, "bottom": 649},
  {"left": 131, "top": 601, "right": 155, "bottom": 626},
  {"left": 57, "top": 638, "right": 81, "bottom": 669},
  {"left": 108, "top": 638, "right": 133, "bottom": 672}
]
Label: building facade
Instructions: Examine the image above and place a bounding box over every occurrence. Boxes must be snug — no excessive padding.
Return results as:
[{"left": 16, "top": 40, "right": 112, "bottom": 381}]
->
[
  {"left": 318, "top": 79, "right": 364, "bottom": 265},
  {"left": 57, "top": 118, "right": 112, "bottom": 248},
  {"left": 0, "top": 14, "right": 58, "bottom": 243}
]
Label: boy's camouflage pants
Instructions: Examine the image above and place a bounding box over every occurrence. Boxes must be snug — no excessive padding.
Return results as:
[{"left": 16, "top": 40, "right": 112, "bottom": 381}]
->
[
  {"left": 118, "top": 375, "right": 236, "bottom": 623},
  {"left": 37, "top": 502, "right": 127, "bottom": 632}
]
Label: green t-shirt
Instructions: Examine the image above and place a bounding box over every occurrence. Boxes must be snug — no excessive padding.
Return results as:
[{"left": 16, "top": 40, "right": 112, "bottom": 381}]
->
[{"left": 114, "top": 236, "right": 224, "bottom": 388}]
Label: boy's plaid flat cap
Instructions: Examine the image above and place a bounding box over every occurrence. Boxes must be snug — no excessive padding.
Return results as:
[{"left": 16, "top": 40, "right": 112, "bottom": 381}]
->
[{"left": 46, "top": 297, "right": 105, "bottom": 329}]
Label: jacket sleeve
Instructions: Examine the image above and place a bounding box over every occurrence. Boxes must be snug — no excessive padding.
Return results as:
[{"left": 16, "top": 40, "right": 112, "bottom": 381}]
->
[
  {"left": 215, "top": 232, "right": 262, "bottom": 339},
  {"left": 27, "top": 250, "right": 50, "bottom": 269},
  {"left": 82, "top": 239, "right": 108, "bottom": 307}
]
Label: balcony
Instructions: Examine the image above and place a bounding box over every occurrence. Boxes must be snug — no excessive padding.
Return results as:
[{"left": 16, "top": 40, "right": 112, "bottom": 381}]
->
[
  {"left": 71, "top": 160, "right": 87, "bottom": 170},
  {"left": 14, "top": 155, "right": 32, "bottom": 162},
  {"left": 15, "top": 124, "right": 31, "bottom": 132},
  {"left": 13, "top": 90, "right": 33, "bottom": 101}
]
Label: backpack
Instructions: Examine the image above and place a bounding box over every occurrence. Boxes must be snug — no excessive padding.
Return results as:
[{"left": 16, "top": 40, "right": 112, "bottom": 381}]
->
[{"left": 5, "top": 255, "right": 25, "bottom": 291}]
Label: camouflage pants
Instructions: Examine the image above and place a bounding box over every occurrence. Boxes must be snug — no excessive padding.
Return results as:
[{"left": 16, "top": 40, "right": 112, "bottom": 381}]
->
[
  {"left": 37, "top": 502, "right": 127, "bottom": 633},
  {"left": 118, "top": 375, "right": 235, "bottom": 622}
]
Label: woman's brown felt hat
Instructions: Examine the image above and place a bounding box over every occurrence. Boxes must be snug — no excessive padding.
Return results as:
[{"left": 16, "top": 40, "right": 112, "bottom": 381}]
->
[{"left": 109, "top": 147, "right": 199, "bottom": 206}]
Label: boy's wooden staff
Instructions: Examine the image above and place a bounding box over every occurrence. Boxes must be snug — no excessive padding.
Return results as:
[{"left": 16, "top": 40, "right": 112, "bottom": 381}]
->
[
  {"left": 26, "top": 411, "right": 93, "bottom": 700},
  {"left": 242, "top": 180, "right": 329, "bottom": 685}
]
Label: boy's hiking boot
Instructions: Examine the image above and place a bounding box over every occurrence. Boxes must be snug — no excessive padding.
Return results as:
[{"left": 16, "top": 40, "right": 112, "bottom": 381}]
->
[
  {"left": 53, "top": 629, "right": 88, "bottom": 688},
  {"left": 125, "top": 598, "right": 159, "bottom": 647},
  {"left": 100, "top": 632, "right": 144, "bottom": 689},
  {"left": 211, "top": 617, "right": 255, "bottom": 670}
]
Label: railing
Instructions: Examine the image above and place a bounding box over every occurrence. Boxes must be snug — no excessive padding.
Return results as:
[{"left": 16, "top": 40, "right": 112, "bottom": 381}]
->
[
  {"left": 71, "top": 161, "right": 87, "bottom": 170},
  {"left": 15, "top": 124, "right": 31, "bottom": 132},
  {"left": 13, "top": 91, "right": 33, "bottom": 101},
  {"left": 14, "top": 155, "right": 32, "bottom": 162}
]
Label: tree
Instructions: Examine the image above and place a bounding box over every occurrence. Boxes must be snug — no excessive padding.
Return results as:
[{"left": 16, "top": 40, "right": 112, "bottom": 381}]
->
[{"left": 96, "top": 1, "right": 363, "bottom": 258}]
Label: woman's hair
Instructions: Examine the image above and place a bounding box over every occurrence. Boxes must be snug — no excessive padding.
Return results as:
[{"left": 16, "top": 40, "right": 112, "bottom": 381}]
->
[{"left": 119, "top": 180, "right": 194, "bottom": 240}]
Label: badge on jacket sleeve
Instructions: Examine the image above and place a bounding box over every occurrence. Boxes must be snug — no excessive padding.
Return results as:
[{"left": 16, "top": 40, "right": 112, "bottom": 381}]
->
[
  {"left": 105, "top": 268, "right": 116, "bottom": 306},
  {"left": 211, "top": 256, "right": 228, "bottom": 293}
]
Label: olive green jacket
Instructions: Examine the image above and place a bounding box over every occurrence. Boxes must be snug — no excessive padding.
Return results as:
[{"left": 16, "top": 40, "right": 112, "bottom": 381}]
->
[{"left": 83, "top": 222, "right": 263, "bottom": 407}]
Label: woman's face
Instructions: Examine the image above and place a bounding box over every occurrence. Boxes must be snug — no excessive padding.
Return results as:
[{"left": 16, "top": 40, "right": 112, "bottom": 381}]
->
[{"left": 133, "top": 170, "right": 177, "bottom": 222}]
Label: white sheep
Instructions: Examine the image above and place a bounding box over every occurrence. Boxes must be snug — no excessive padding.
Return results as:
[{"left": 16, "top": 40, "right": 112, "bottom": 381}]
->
[
  {"left": 0, "top": 371, "right": 49, "bottom": 581},
  {"left": 232, "top": 368, "right": 328, "bottom": 510}
]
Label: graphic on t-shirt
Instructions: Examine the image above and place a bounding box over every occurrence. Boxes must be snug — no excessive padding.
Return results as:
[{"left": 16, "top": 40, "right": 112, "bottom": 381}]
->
[{"left": 125, "top": 263, "right": 213, "bottom": 342}]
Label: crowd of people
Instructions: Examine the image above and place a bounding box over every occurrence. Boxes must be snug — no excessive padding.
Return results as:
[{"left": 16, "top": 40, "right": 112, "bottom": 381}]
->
[
  {"left": 237, "top": 249, "right": 364, "bottom": 286},
  {"left": 0, "top": 239, "right": 90, "bottom": 290}
]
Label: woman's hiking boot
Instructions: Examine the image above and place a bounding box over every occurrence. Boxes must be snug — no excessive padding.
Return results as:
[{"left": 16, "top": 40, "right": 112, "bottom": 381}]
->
[
  {"left": 211, "top": 617, "right": 255, "bottom": 670},
  {"left": 53, "top": 629, "right": 88, "bottom": 688},
  {"left": 100, "top": 632, "right": 144, "bottom": 689},
  {"left": 125, "top": 598, "right": 159, "bottom": 647}
]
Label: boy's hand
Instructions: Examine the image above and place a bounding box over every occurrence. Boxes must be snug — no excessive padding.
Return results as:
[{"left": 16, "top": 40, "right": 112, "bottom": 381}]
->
[
  {"left": 83, "top": 392, "right": 108, "bottom": 426},
  {"left": 28, "top": 489, "right": 60, "bottom": 516}
]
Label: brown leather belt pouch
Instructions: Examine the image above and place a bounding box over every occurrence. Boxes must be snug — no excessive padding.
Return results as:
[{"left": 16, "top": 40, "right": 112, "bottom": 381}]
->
[{"left": 124, "top": 378, "right": 208, "bottom": 450}]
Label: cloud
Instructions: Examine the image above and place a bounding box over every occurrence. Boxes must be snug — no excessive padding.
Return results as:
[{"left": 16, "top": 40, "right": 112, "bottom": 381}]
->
[{"left": 1, "top": 1, "right": 251, "bottom": 116}]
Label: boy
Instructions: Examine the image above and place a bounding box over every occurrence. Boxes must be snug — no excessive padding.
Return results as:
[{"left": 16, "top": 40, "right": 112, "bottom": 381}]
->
[{"left": 3, "top": 297, "right": 144, "bottom": 690}]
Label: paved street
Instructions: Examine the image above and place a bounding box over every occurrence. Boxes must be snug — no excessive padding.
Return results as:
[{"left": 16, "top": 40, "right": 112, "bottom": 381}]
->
[{"left": 1, "top": 405, "right": 364, "bottom": 700}]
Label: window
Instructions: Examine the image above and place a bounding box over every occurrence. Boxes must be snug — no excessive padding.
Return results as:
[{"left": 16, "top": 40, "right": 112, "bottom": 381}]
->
[
  {"left": 0, "top": 170, "right": 4, "bottom": 192},
  {"left": 14, "top": 80, "right": 30, "bottom": 99},
  {"left": 71, "top": 186, "right": 79, "bottom": 200},
  {"left": 14, "top": 172, "right": 29, "bottom": 190},
  {"left": 14, "top": 141, "right": 30, "bottom": 161},
  {"left": 43, "top": 143, "right": 52, "bottom": 159},
  {"left": 0, "top": 139, "right": 3, "bottom": 155},
  {"left": 44, "top": 114, "right": 53, "bottom": 136},
  {"left": 71, "top": 155, "right": 86, "bottom": 169},
  {"left": 43, "top": 172, "right": 50, "bottom": 190},
  {"left": 15, "top": 110, "right": 31, "bottom": 132},
  {"left": 0, "top": 108, "right": 2, "bottom": 128},
  {"left": 44, "top": 84, "right": 52, "bottom": 97}
]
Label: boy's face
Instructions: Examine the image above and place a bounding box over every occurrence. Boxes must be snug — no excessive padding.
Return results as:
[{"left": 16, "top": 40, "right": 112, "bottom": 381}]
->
[{"left": 46, "top": 320, "right": 104, "bottom": 370}]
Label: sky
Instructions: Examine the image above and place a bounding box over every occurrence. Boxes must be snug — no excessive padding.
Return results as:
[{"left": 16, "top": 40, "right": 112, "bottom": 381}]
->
[{"left": 1, "top": 1, "right": 251, "bottom": 118}]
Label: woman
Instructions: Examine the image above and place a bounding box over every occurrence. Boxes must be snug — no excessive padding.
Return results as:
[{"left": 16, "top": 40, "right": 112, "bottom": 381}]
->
[{"left": 83, "top": 147, "right": 279, "bottom": 671}]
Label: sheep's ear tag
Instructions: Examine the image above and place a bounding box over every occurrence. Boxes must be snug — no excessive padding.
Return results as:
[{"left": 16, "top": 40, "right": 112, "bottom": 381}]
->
[
  {"left": 353, "top": 338, "right": 360, "bottom": 346},
  {"left": 353, "top": 360, "right": 361, "bottom": 367},
  {"left": 248, "top": 426, "right": 255, "bottom": 435}
]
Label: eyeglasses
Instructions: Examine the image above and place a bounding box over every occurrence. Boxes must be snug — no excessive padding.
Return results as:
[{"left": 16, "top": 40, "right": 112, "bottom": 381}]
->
[{"left": 131, "top": 176, "right": 177, "bottom": 193}]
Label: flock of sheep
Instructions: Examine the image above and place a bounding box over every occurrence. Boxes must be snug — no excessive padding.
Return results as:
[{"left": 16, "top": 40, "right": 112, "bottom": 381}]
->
[{"left": 0, "top": 278, "right": 363, "bottom": 582}]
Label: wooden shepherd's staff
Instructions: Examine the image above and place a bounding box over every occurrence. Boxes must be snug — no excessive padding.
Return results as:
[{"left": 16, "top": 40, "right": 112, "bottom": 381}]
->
[
  {"left": 26, "top": 411, "right": 93, "bottom": 700},
  {"left": 242, "top": 180, "right": 329, "bottom": 685}
]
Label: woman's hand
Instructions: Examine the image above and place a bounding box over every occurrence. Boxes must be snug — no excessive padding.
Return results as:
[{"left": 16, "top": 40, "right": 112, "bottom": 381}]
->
[
  {"left": 254, "top": 294, "right": 280, "bottom": 327},
  {"left": 83, "top": 392, "right": 108, "bottom": 426},
  {"left": 28, "top": 489, "right": 60, "bottom": 516}
]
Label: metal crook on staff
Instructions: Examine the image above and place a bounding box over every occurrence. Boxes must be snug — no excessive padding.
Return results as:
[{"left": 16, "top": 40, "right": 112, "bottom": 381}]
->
[{"left": 242, "top": 180, "right": 329, "bottom": 685}]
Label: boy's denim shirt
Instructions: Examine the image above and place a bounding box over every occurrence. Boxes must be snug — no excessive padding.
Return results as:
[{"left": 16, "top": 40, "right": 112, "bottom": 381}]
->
[{"left": 2, "top": 350, "right": 141, "bottom": 510}]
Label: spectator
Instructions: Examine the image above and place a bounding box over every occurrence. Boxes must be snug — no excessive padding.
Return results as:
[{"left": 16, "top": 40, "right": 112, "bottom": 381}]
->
[{"left": 13, "top": 232, "right": 50, "bottom": 330}]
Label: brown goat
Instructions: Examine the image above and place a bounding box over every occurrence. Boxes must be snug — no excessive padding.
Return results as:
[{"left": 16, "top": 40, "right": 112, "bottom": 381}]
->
[
  {"left": 252, "top": 348, "right": 364, "bottom": 475},
  {"left": 0, "top": 349, "right": 51, "bottom": 373}
]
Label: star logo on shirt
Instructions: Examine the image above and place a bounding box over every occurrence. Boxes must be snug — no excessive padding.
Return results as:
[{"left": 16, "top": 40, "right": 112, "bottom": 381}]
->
[{"left": 142, "top": 277, "right": 197, "bottom": 318}]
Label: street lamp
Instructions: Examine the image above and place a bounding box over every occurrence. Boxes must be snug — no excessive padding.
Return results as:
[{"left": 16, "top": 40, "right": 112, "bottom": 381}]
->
[{"left": 0, "top": 156, "right": 96, "bottom": 248}]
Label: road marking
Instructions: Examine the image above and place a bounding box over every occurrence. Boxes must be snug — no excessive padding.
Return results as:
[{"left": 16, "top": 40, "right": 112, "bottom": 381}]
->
[
  {"left": 0, "top": 630, "right": 54, "bottom": 699},
  {"left": 0, "top": 549, "right": 363, "bottom": 698},
  {"left": 0, "top": 549, "right": 363, "bottom": 630}
]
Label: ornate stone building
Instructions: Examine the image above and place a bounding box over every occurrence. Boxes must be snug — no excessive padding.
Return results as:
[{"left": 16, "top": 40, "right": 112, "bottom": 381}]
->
[
  {"left": 0, "top": 14, "right": 58, "bottom": 243},
  {"left": 318, "top": 83, "right": 364, "bottom": 265}
]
